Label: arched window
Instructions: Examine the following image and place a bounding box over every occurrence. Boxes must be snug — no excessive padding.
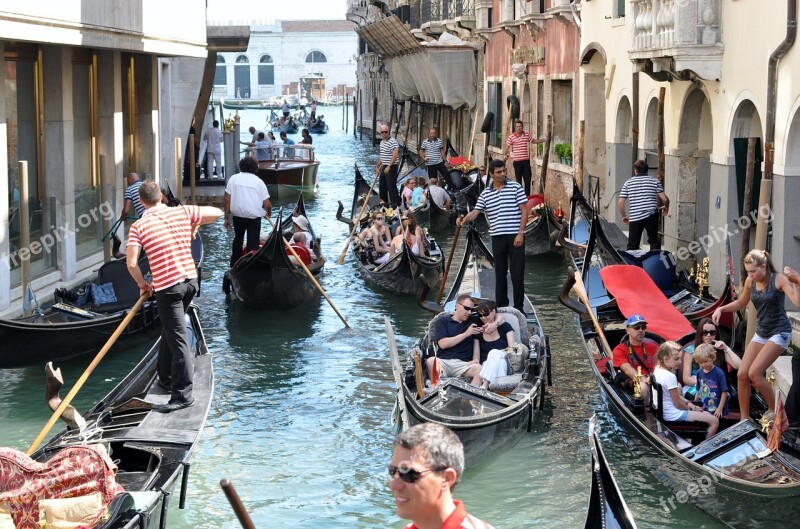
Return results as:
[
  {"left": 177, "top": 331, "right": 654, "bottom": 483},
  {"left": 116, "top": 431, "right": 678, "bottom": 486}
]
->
[
  {"left": 214, "top": 55, "right": 226, "bottom": 85},
  {"left": 258, "top": 54, "right": 274, "bottom": 85},
  {"left": 234, "top": 55, "right": 251, "bottom": 98},
  {"left": 305, "top": 51, "right": 327, "bottom": 63},
  {"left": 236, "top": 54, "right": 249, "bottom": 64}
]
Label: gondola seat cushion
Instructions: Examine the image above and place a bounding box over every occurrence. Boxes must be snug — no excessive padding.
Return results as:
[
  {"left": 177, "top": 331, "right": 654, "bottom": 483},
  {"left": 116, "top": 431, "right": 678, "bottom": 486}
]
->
[
  {"left": 651, "top": 378, "right": 709, "bottom": 436},
  {"left": 496, "top": 307, "right": 529, "bottom": 345},
  {"left": 489, "top": 374, "right": 523, "bottom": 393}
]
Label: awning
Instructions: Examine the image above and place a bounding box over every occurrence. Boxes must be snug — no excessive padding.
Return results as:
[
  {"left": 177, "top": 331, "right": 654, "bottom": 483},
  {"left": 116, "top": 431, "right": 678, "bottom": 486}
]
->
[{"left": 356, "top": 15, "right": 477, "bottom": 109}]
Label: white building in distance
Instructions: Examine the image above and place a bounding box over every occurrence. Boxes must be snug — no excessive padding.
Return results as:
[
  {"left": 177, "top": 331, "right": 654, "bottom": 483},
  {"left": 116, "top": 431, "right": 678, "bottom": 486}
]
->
[{"left": 211, "top": 20, "right": 357, "bottom": 102}]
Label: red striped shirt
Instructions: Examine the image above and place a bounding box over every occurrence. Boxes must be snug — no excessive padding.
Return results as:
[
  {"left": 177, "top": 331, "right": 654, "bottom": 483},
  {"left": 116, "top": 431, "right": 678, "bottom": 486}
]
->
[
  {"left": 128, "top": 204, "right": 201, "bottom": 291},
  {"left": 403, "top": 501, "right": 494, "bottom": 529},
  {"left": 506, "top": 131, "right": 532, "bottom": 161}
]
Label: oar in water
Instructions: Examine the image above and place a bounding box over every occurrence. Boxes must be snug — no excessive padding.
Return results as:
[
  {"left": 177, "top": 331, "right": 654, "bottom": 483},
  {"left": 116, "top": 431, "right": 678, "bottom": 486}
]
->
[
  {"left": 220, "top": 479, "right": 256, "bottom": 529},
  {"left": 336, "top": 170, "right": 379, "bottom": 265},
  {"left": 27, "top": 292, "right": 149, "bottom": 454},
  {"left": 265, "top": 217, "right": 350, "bottom": 329},
  {"left": 435, "top": 219, "right": 463, "bottom": 304}
]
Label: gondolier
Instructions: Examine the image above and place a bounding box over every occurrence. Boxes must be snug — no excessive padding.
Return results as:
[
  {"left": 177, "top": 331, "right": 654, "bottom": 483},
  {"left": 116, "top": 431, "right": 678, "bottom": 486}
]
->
[
  {"left": 618, "top": 160, "right": 669, "bottom": 250},
  {"left": 224, "top": 156, "right": 272, "bottom": 292},
  {"left": 375, "top": 125, "right": 401, "bottom": 208},
  {"left": 503, "top": 120, "right": 545, "bottom": 197},
  {"left": 459, "top": 160, "right": 528, "bottom": 313},
  {"left": 126, "top": 181, "right": 222, "bottom": 412},
  {"left": 419, "top": 128, "right": 454, "bottom": 189}
]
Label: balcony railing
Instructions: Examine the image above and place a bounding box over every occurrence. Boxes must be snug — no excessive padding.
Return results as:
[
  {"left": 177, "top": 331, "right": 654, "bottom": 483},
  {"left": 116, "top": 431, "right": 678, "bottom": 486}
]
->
[
  {"left": 629, "top": 0, "right": 723, "bottom": 79},
  {"left": 346, "top": 0, "right": 369, "bottom": 25},
  {"left": 420, "top": 0, "right": 475, "bottom": 26}
]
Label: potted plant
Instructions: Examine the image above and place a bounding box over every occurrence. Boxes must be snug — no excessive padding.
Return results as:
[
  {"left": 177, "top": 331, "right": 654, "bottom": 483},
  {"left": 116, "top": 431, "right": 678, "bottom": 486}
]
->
[{"left": 555, "top": 143, "right": 572, "bottom": 165}]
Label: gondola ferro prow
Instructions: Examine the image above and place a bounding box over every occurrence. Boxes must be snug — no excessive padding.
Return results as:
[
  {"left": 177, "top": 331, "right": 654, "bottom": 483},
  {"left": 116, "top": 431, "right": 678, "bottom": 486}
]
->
[
  {"left": 45, "top": 362, "right": 86, "bottom": 431},
  {"left": 558, "top": 267, "right": 588, "bottom": 316}
]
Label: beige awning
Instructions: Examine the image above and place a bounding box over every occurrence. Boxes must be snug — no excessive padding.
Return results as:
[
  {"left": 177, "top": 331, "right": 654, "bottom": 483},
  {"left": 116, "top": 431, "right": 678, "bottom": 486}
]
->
[{"left": 357, "top": 15, "right": 477, "bottom": 109}]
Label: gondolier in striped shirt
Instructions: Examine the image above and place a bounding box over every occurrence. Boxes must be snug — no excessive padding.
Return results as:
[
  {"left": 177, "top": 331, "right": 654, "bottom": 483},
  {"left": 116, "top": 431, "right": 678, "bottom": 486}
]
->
[
  {"left": 419, "top": 128, "right": 455, "bottom": 189},
  {"left": 618, "top": 160, "right": 670, "bottom": 250},
  {"left": 458, "top": 159, "right": 528, "bottom": 313},
  {"left": 503, "top": 120, "right": 545, "bottom": 196},
  {"left": 375, "top": 124, "right": 401, "bottom": 208},
  {"left": 126, "top": 181, "right": 222, "bottom": 412}
]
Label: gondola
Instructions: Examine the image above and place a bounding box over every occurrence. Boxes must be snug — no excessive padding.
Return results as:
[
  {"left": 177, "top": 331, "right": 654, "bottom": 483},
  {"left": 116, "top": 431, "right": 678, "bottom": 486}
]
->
[
  {"left": 386, "top": 224, "right": 551, "bottom": 466},
  {"left": 336, "top": 166, "right": 443, "bottom": 295},
  {"left": 1, "top": 303, "right": 212, "bottom": 529},
  {"left": 560, "top": 214, "right": 800, "bottom": 529},
  {"left": 584, "top": 415, "right": 638, "bottom": 529},
  {"left": 225, "top": 196, "right": 325, "bottom": 309},
  {"left": 278, "top": 120, "right": 299, "bottom": 134},
  {"left": 306, "top": 120, "right": 328, "bottom": 134},
  {"left": 524, "top": 204, "right": 564, "bottom": 256},
  {"left": 560, "top": 184, "right": 736, "bottom": 329},
  {"left": 0, "top": 237, "right": 203, "bottom": 370}
]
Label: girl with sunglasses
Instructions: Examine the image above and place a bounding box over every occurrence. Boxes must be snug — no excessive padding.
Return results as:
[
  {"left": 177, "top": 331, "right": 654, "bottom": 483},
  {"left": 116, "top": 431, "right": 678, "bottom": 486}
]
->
[
  {"left": 361, "top": 211, "right": 393, "bottom": 265},
  {"left": 681, "top": 317, "right": 740, "bottom": 400},
  {"left": 390, "top": 215, "right": 424, "bottom": 256},
  {"left": 472, "top": 300, "right": 515, "bottom": 389},
  {"left": 712, "top": 250, "right": 800, "bottom": 422}
]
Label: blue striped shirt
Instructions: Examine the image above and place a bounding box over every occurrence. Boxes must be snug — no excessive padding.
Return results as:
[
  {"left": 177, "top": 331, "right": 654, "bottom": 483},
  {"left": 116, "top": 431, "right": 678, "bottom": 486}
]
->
[
  {"left": 619, "top": 174, "right": 663, "bottom": 222},
  {"left": 420, "top": 138, "right": 443, "bottom": 165},
  {"left": 379, "top": 137, "right": 399, "bottom": 165},
  {"left": 475, "top": 180, "right": 526, "bottom": 236}
]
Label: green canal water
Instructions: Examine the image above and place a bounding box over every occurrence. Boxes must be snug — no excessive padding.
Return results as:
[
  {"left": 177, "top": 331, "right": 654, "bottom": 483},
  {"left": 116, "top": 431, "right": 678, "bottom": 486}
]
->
[{"left": 0, "top": 110, "right": 727, "bottom": 528}]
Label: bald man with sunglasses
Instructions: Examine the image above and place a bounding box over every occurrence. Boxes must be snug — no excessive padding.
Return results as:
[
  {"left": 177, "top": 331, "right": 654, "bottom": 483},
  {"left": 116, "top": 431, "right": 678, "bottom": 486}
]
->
[{"left": 389, "top": 423, "right": 495, "bottom": 529}]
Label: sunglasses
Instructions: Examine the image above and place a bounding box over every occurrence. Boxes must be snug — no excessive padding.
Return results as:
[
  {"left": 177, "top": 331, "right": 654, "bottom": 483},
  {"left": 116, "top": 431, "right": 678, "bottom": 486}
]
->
[
  {"left": 630, "top": 324, "right": 647, "bottom": 331},
  {"left": 702, "top": 329, "right": 717, "bottom": 336},
  {"left": 477, "top": 311, "right": 491, "bottom": 317},
  {"left": 374, "top": 216, "right": 384, "bottom": 220},
  {"left": 458, "top": 302, "right": 475, "bottom": 312},
  {"left": 380, "top": 131, "right": 389, "bottom": 134},
  {"left": 388, "top": 465, "right": 442, "bottom": 483}
]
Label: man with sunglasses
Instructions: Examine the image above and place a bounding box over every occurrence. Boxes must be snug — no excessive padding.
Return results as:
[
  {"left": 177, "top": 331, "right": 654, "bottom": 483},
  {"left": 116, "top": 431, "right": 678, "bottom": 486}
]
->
[
  {"left": 375, "top": 125, "right": 401, "bottom": 208},
  {"left": 612, "top": 314, "right": 658, "bottom": 404},
  {"left": 427, "top": 294, "right": 483, "bottom": 383},
  {"left": 389, "top": 423, "right": 495, "bottom": 529}
]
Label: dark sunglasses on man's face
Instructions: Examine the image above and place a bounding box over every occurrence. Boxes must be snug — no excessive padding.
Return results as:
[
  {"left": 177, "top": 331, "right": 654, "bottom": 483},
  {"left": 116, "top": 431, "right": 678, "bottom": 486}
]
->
[
  {"left": 702, "top": 329, "right": 717, "bottom": 336},
  {"left": 630, "top": 324, "right": 647, "bottom": 331},
  {"left": 388, "top": 465, "right": 442, "bottom": 483},
  {"left": 458, "top": 302, "right": 475, "bottom": 312}
]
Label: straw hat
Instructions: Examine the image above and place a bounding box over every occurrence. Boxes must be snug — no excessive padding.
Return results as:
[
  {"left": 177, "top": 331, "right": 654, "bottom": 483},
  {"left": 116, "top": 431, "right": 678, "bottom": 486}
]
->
[{"left": 292, "top": 215, "right": 310, "bottom": 231}]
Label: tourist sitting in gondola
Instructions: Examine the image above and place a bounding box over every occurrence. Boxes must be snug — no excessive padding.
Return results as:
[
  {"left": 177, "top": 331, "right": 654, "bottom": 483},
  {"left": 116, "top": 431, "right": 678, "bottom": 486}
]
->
[
  {"left": 612, "top": 314, "right": 658, "bottom": 404},
  {"left": 410, "top": 176, "right": 427, "bottom": 208},
  {"left": 681, "top": 317, "right": 740, "bottom": 401},
  {"left": 428, "top": 294, "right": 483, "bottom": 385},
  {"left": 288, "top": 232, "right": 314, "bottom": 266},
  {"left": 292, "top": 214, "right": 317, "bottom": 261},
  {"left": 390, "top": 215, "right": 424, "bottom": 256},
  {"left": 401, "top": 178, "right": 417, "bottom": 209},
  {"left": 692, "top": 343, "right": 732, "bottom": 419},
  {"left": 473, "top": 300, "right": 516, "bottom": 389},
  {"left": 428, "top": 177, "right": 452, "bottom": 211},
  {"left": 362, "top": 210, "right": 393, "bottom": 265},
  {"left": 653, "top": 341, "right": 719, "bottom": 439}
]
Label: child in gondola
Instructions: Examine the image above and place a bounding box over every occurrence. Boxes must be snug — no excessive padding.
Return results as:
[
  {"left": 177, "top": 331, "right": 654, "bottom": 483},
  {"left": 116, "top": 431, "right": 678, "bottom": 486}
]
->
[
  {"left": 693, "top": 344, "right": 730, "bottom": 419},
  {"left": 653, "top": 341, "right": 719, "bottom": 439}
]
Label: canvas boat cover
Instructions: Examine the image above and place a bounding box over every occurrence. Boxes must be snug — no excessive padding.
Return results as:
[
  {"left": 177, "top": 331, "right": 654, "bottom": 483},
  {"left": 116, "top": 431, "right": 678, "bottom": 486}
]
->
[
  {"left": 599, "top": 264, "right": 694, "bottom": 341},
  {"left": 0, "top": 445, "right": 123, "bottom": 529}
]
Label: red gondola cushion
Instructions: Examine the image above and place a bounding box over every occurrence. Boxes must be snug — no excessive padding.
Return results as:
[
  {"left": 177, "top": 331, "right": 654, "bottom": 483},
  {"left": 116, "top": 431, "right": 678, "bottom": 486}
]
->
[{"left": 288, "top": 244, "right": 312, "bottom": 265}]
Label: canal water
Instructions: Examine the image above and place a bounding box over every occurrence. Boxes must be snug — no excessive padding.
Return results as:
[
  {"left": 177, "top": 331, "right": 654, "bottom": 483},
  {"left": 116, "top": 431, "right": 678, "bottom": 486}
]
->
[{"left": 0, "top": 109, "right": 727, "bottom": 528}]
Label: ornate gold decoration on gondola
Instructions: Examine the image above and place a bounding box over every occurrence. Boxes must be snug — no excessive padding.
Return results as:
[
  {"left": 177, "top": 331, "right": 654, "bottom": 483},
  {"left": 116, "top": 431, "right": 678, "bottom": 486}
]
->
[
  {"left": 633, "top": 366, "right": 643, "bottom": 399},
  {"left": 696, "top": 257, "right": 709, "bottom": 294}
]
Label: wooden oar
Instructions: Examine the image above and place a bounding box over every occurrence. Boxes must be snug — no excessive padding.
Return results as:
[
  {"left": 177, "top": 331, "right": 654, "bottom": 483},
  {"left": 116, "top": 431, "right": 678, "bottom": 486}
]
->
[
  {"left": 336, "top": 172, "right": 379, "bottom": 265},
  {"left": 570, "top": 270, "right": 613, "bottom": 355},
  {"left": 436, "top": 220, "right": 462, "bottom": 304},
  {"left": 27, "top": 293, "right": 149, "bottom": 454},
  {"left": 220, "top": 479, "right": 257, "bottom": 529},
  {"left": 265, "top": 217, "right": 350, "bottom": 329}
]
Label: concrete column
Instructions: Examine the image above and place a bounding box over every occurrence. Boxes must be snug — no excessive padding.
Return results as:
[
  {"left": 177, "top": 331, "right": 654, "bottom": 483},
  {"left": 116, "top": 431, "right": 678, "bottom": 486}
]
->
[
  {"left": 771, "top": 172, "right": 800, "bottom": 309},
  {"left": 135, "top": 55, "right": 156, "bottom": 179},
  {"left": 707, "top": 161, "right": 739, "bottom": 294},
  {"left": 605, "top": 142, "right": 632, "bottom": 224},
  {"left": 42, "top": 45, "right": 76, "bottom": 281},
  {"left": 0, "top": 43, "right": 9, "bottom": 309}
]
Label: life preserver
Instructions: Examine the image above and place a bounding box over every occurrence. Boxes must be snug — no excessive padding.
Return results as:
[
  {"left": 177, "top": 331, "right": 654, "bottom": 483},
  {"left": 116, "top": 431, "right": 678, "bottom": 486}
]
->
[{"left": 288, "top": 244, "right": 312, "bottom": 265}]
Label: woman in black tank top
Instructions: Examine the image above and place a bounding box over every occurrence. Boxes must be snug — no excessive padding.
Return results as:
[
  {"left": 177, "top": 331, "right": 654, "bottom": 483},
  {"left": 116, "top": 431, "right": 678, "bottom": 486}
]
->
[{"left": 712, "top": 250, "right": 800, "bottom": 422}]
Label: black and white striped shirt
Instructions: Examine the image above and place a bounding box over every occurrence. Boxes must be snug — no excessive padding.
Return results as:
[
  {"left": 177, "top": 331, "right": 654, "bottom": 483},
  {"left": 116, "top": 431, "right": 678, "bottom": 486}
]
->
[
  {"left": 420, "top": 138, "right": 443, "bottom": 165},
  {"left": 475, "top": 180, "right": 526, "bottom": 236},
  {"left": 619, "top": 174, "right": 664, "bottom": 222},
  {"left": 379, "top": 137, "right": 399, "bottom": 166}
]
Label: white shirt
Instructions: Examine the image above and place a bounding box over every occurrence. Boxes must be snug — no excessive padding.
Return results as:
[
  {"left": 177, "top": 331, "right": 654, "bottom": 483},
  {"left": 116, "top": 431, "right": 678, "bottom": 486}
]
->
[
  {"left": 428, "top": 186, "right": 450, "bottom": 208},
  {"left": 205, "top": 127, "right": 223, "bottom": 154},
  {"left": 225, "top": 172, "right": 269, "bottom": 218},
  {"left": 653, "top": 366, "right": 683, "bottom": 421}
]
